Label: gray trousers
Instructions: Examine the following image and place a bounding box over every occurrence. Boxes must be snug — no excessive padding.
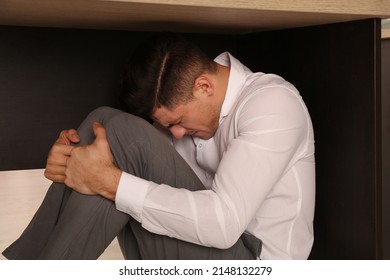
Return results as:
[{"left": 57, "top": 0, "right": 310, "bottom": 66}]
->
[{"left": 2, "top": 107, "right": 261, "bottom": 260}]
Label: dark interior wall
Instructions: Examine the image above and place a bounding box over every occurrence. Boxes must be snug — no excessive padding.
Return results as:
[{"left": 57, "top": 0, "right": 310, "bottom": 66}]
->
[
  {"left": 0, "top": 27, "right": 141, "bottom": 170},
  {"left": 382, "top": 38, "right": 390, "bottom": 260},
  {"left": 0, "top": 26, "right": 236, "bottom": 170},
  {"left": 238, "top": 19, "right": 382, "bottom": 259}
]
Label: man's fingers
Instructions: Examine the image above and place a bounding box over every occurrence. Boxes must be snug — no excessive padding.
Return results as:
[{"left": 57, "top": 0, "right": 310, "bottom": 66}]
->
[
  {"left": 65, "top": 129, "right": 80, "bottom": 143},
  {"left": 45, "top": 128, "right": 79, "bottom": 183},
  {"left": 92, "top": 122, "right": 107, "bottom": 141},
  {"left": 50, "top": 142, "right": 75, "bottom": 157},
  {"left": 45, "top": 143, "right": 74, "bottom": 183},
  {"left": 56, "top": 129, "right": 80, "bottom": 145},
  {"left": 45, "top": 164, "right": 67, "bottom": 175},
  {"left": 92, "top": 122, "right": 111, "bottom": 151},
  {"left": 44, "top": 168, "right": 66, "bottom": 183}
]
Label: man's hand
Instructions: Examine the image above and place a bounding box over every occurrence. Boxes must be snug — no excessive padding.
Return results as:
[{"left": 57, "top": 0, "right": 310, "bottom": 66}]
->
[
  {"left": 44, "top": 129, "right": 80, "bottom": 183},
  {"left": 64, "top": 122, "right": 121, "bottom": 201}
]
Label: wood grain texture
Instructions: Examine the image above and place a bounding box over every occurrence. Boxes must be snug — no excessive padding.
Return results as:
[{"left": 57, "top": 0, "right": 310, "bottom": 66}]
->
[{"left": 0, "top": 0, "right": 389, "bottom": 33}]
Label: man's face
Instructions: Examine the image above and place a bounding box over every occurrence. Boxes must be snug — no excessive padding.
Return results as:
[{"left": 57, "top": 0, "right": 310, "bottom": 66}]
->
[{"left": 152, "top": 96, "right": 220, "bottom": 140}]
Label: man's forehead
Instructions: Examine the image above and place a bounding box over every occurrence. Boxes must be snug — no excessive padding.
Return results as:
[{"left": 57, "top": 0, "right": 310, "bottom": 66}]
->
[{"left": 152, "top": 106, "right": 178, "bottom": 123}]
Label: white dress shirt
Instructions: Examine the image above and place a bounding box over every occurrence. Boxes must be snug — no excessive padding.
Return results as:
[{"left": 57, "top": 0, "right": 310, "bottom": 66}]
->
[{"left": 115, "top": 52, "right": 315, "bottom": 259}]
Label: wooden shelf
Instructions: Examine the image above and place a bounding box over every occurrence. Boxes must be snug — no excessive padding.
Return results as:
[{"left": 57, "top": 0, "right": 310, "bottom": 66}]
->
[{"left": 1, "top": 0, "right": 390, "bottom": 33}]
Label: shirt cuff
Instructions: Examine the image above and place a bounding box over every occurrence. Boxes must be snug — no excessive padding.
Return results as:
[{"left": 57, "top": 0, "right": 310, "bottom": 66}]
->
[{"left": 115, "top": 172, "right": 150, "bottom": 222}]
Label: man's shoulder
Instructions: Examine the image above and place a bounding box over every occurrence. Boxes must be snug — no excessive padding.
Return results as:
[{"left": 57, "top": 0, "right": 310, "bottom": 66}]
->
[
  {"left": 246, "top": 72, "right": 294, "bottom": 91},
  {"left": 239, "top": 73, "right": 299, "bottom": 104}
]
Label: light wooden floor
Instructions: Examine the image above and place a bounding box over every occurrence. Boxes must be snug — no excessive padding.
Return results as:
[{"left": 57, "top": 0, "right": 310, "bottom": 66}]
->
[{"left": 0, "top": 169, "right": 123, "bottom": 260}]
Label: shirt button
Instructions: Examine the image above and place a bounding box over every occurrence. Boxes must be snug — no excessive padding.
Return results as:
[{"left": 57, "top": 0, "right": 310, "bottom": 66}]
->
[{"left": 198, "top": 143, "right": 203, "bottom": 149}]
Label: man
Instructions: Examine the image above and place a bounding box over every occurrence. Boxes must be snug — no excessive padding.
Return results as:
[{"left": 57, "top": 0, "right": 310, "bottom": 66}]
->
[{"left": 3, "top": 35, "right": 315, "bottom": 260}]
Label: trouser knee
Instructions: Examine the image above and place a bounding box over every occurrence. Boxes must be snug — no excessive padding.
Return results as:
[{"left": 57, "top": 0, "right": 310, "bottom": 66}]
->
[
  {"left": 77, "top": 106, "right": 154, "bottom": 147},
  {"left": 100, "top": 110, "right": 164, "bottom": 177},
  {"left": 76, "top": 106, "right": 123, "bottom": 145},
  {"left": 102, "top": 111, "right": 154, "bottom": 138},
  {"left": 104, "top": 111, "right": 160, "bottom": 148},
  {"left": 85, "top": 106, "right": 123, "bottom": 124},
  {"left": 85, "top": 106, "right": 154, "bottom": 140}
]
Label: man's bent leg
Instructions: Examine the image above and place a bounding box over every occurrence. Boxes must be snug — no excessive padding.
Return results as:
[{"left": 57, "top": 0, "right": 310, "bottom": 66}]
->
[
  {"left": 2, "top": 183, "right": 71, "bottom": 259},
  {"left": 104, "top": 112, "right": 260, "bottom": 259},
  {"left": 3, "top": 107, "right": 131, "bottom": 259},
  {"left": 128, "top": 220, "right": 257, "bottom": 259},
  {"left": 37, "top": 190, "right": 130, "bottom": 259},
  {"left": 37, "top": 107, "right": 136, "bottom": 259}
]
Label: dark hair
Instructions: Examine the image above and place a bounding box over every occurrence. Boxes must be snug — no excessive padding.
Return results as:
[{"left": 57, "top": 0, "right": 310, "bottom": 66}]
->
[{"left": 121, "top": 34, "right": 217, "bottom": 119}]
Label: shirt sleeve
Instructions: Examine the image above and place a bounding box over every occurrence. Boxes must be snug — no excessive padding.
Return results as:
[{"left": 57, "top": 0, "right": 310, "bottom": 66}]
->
[
  {"left": 115, "top": 86, "right": 310, "bottom": 249},
  {"left": 115, "top": 172, "right": 149, "bottom": 222}
]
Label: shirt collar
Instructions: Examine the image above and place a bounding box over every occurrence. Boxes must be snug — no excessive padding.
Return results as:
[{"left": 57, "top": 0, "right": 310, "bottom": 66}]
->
[{"left": 214, "top": 52, "right": 250, "bottom": 122}]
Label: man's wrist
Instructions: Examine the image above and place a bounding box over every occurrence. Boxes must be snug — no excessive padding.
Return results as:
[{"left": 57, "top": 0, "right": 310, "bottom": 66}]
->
[{"left": 98, "top": 167, "right": 122, "bottom": 201}]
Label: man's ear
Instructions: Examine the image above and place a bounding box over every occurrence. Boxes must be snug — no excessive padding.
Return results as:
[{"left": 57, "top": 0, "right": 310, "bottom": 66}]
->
[{"left": 194, "top": 75, "right": 213, "bottom": 97}]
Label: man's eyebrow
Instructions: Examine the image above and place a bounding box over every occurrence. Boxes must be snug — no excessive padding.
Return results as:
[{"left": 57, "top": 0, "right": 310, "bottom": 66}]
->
[{"left": 166, "top": 118, "right": 182, "bottom": 128}]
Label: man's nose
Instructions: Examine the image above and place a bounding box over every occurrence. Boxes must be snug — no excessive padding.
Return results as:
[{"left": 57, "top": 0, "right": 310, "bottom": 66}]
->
[{"left": 169, "top": 125, "right": 186, "bottom": 139}]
